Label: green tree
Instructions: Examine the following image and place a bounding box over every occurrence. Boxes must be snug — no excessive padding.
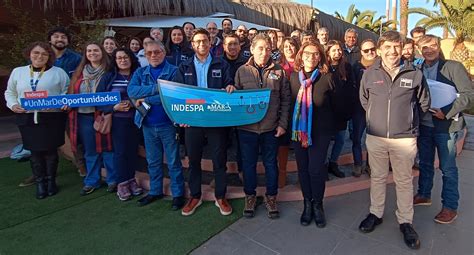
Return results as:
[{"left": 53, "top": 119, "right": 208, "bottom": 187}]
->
[
  {"left": 408, "top": 0, "right": 473, "bottom": 39},
  {"left": 334, "top": 4, "right": 397, "bottom": 34}
]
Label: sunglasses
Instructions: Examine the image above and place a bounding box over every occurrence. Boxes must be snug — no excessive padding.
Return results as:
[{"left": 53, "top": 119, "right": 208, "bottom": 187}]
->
[{"left": 362, "top": 48, "right": 376, "bottom": 53}]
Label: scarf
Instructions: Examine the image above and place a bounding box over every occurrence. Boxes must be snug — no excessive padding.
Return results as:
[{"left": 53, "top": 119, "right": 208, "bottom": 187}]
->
[
  {"left": 82, "top": 64, "right": 105, "bottom": 93},
  {"left": 291, "top": 69, "right": 319, "bottom": 148}
]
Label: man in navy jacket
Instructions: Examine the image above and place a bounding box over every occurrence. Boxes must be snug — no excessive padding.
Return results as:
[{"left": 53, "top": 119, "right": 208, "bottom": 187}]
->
[{"left": 173, "top": 28, "right": 235, "bottom": 217}]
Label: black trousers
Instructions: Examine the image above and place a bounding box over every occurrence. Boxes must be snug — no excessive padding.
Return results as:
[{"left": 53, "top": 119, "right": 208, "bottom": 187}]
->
[
  {"left": 185, "top": 127, "right": 228, "bottom": 199},
  {"left": 30, "top": 149, "right": 59, "bottom": 179},
  {"left": 293, "top": 134, "right": 332, "bottom": 203}
]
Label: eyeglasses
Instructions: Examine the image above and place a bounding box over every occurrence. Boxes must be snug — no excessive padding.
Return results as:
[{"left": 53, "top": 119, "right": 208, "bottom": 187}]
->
[
  {"left": 361, "top": 48, "right": 376, "bottom": 53},
  {"left": 145, "top": 50, "right": 164, "bottom": 56},
  {"left": 303, "top": 51, "right": 320, "bottom": 58},
  {"left": 116, "top": 56, "right": 130, "bottom": 61},
  {"left": 207, "top": 27, "right": 218, "bottom": 30}
]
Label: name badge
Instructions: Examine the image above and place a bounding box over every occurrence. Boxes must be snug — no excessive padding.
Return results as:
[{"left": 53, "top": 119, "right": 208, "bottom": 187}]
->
[
  {"left": 268, "top": 71, "right": 280, "bottom": 80},
  {"left": 212, "top": 69, "right": 222, "bottom": 78},
  {"left": 184, "top": 72, "right": 193, "bottom": 76},
  {"left": 400, "top": 78, "right": 413, "bottom": 88},
  {"left": 24, "top": 90, "right": 48, "bottom": 99}
]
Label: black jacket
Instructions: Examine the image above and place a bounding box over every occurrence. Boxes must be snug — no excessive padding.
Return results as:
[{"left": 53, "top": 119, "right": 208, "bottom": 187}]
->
[
  {"left": 360, "top": 58, "right": 430, "bottom": 138},
  {"left": 290, "top": 71, "right": 345, "bottom": 136},
  {"left": 173, "top": 55, "right": 233, "bottom": 89},
  {"left": 330, "top": 62, "right": 357, "bottom": 130},
  {"left": 424, "top": 59, "right": 474, "bottom": 133}
]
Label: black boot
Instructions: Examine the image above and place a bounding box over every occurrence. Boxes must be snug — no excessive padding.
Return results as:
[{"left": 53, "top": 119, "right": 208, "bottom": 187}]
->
[
  {"left": 313, "top": 201, "right": 326, "bottom": 228},
  {"left": 46, "top": 176, "right": 58, "bottom": 196},
  {"left": 300, "top": 198, "right": 313, "bottom": 226},
  {"left": 35, "top": 177, "right": 47, "bottom": 199},
  {"left": 328, "top": 162, "right": 345, "bottom": 178}
]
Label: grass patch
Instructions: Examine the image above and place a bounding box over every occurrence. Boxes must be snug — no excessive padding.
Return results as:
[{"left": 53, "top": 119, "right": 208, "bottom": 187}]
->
[{"left": 0, "top": 158, "right": 243, "bottom": 254}]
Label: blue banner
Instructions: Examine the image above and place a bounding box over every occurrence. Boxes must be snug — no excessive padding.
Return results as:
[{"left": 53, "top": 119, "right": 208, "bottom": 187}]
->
[
  {"left": 20, "top": 92, "right": 121, "bottom": 110},
  {"left": 158, "top": 80, "right": 271, "bottom": 127}
]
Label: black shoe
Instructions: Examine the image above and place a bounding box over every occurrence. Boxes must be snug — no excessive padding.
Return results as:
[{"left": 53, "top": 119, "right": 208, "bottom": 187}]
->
[
  {"left": 46, "top": 176, "right": 58, "bottom": 196},
  {"left": 35, "top": 177, "right": 47, "bottom": 199},
  {"left": 80, "top": 186, "right": 95, "bottom": 196},
  {"left": 106, "top": 183, "right": 117, "bottom": 193},
  {"left": 313, "top": 201, "right": 326, "bottom": 228},
  {"left": 171, "top": 196, "right": 185, "bottom": 211},
  {"left": 137, "top": 194, "right": 163, "bottom": 207},
  {"left": 399, "top": 223, "right": 420, "bottom": 249},
  {"left": 328, "top": 162, "right": 345, "bottom": 178},
  {"left": 359, "top": 213, "right": 383, "bottom": 233},
  {"left": 300, "top": 198, "right": 313, "bottom": 226}
]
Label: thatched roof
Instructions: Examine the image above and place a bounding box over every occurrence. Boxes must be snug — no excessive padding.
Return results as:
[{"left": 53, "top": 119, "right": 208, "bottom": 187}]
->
[{"left": 38, "top": 0, "right": 377, "bottom": 41}]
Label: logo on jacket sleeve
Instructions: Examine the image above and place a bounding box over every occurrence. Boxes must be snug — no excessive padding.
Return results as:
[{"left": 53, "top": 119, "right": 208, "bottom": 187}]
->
[{"left": 400, "top": 78, "right": 413, "bottom": 88}]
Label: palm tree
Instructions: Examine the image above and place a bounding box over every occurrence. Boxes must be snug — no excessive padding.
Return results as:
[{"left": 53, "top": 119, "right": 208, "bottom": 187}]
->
[
  {"left": 334, "top": 4, "right": 398, "bottom": 34},
  {"left": 400, "top": 0, "right": 409, "bottom": 37},
  {"left": 334, "top": 4, "right": 360, "bottom": 24},
  {"left": 408, "top": 0, "right": 473, "bottom": 39}
]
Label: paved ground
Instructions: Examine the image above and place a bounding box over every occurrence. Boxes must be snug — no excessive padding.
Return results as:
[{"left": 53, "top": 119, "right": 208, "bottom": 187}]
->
[
  {"left": 192, "top": 116, "right": 474, "bottom": 255},
  {"left": 192, "top": 150, "right": 474, "bottom": 255}
]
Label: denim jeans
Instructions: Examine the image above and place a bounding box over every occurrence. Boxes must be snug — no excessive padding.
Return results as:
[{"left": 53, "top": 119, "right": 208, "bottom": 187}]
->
[
  {"left": 351, "top": 109, "right": 366, "bottom": 166},
  {"left": 143, "top": 124, "right": 184, "bottom": 197},
  {"left": 77, "top": 114, "right": 115, "bottom": 188},
  {"left": 238, "top": 129, "right": 279, "bottom": 196},
  {"left": 417, "top": 125, "right": 459, "bottom": 210},
  {"left": 112, "top": 116, "right": 140, "bottom": 183},
  {"left": 329, "top": 129, "right": 346, "bottom": 163}
]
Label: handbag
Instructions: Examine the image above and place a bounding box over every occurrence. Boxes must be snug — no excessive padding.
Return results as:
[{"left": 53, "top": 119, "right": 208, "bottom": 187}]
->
[{"left": 93, "top": 113, "right": 112, "bottom": 134}]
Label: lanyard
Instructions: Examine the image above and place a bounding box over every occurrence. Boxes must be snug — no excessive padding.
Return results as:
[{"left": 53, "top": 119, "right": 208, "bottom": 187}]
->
[{"left": 29, "top": 65, "right": 46, "bottom": 91}]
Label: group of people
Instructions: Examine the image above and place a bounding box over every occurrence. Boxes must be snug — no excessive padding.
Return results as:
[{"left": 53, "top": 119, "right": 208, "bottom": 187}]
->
[{"left": 5, "top": 19, "right": 473, "bottom": 250}]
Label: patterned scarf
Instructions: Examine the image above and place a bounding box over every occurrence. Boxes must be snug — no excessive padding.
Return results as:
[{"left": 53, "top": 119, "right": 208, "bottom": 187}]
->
[
  {"left": 291, "top": 69, "right": 319, "bottom": 148},
  {"left": 82, "top": 64, "right": 105, "bottom": 93}
]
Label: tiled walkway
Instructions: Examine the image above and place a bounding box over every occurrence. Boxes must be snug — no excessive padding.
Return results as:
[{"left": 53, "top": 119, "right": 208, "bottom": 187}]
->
[{"left": 192, "top": 124, "right": 474, "bottom": 255}]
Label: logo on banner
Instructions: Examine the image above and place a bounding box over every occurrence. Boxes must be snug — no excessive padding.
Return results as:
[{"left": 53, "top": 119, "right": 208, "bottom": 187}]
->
[
  {"left": 24, "top": 91, "right": 48, "bottom": 99},
  {"left": 207, "top": 100, "right": 231, "bottom": 112}
]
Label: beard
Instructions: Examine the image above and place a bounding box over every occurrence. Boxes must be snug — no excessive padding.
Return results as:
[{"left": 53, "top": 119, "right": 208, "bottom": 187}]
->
[{"left": 51, "top": 43, "right": 67, "bottom": 51}]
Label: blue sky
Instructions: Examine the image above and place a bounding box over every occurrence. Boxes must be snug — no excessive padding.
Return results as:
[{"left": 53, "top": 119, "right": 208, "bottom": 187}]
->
[{"left": 294, "top": 0, "right": 442, "bottom": 37}]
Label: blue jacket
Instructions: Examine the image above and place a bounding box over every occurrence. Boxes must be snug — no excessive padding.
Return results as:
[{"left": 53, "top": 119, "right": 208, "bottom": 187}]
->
[
  {"left": 173, "top": 55, "right": 233, "bottom": 89},
  {"left": 166, "top": 44, "right": 194, "bottom": 67},
  {"left": 127, "top": 61, "right": 178, "bottom": 128},
  {"left": 95, "top": 71, "right": 119, "bottom": 114},
  {"left": 54, "top": 48, "right": 81, "bottom": 77}
]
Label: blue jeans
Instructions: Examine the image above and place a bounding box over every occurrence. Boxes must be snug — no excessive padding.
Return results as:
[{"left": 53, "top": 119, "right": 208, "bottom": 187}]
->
[
  {"left": 112, "top": 116, "right": 139, "bottom": 183},
  {"left": 238, "top": 129, "right": 279, "bottom": 196},
  {"left": 351, "top": 110, "right": 366, "bottom": 166},
  {"left": 77, "top": 114, "right": 115, "bottom": 187},
  {"left": 143, "top": 124, "right": 184, "bottom": 197},
  {"left": 417, "top": 125, "right": 459, "bottom": 210},
  {"left": 329, "top": 129, "right": 346, "bottom": 163}
]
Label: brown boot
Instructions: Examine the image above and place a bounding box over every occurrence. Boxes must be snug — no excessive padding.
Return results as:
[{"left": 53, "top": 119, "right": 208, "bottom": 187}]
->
[
  {"left": 413, "top": 194, "right": 432, "bottom": 206},
  {"left": 434, "top": 208, "right": 457, "bottom": 224},
  {"left": 264, "top": 195, "right": 279, "bottom": 219}
]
